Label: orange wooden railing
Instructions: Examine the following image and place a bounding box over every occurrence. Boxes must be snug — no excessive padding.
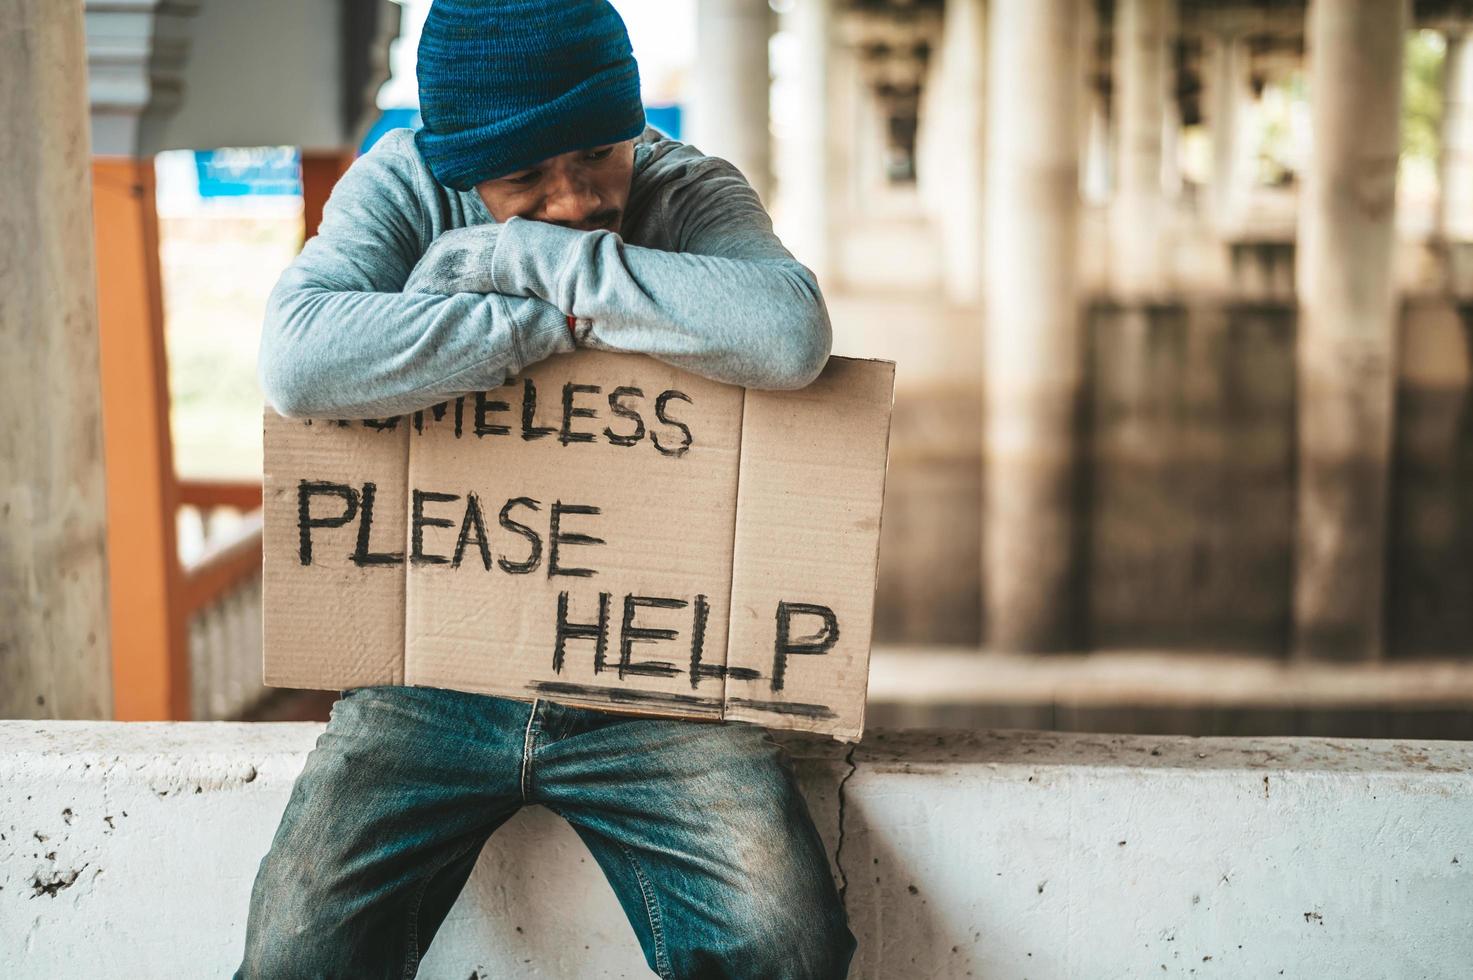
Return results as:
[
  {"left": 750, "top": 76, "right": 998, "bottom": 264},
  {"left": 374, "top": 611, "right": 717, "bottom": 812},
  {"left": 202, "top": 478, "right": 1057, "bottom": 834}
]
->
[{"left": 177, "top": 479, "right": 263, "bottom": 514}]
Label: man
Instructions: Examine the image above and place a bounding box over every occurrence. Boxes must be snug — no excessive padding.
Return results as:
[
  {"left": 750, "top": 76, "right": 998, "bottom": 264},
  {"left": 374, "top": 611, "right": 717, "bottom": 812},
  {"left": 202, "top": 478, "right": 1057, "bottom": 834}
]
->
[{"left": 235, "top": 1, "right": 855, "bottom": 977}]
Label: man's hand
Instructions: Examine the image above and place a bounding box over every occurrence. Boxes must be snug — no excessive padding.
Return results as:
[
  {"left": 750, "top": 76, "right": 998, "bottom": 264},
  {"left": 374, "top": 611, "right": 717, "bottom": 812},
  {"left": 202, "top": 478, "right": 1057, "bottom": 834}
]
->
[
  {"left": 405, "top": 225, "right": 582, "bottom": 341},
  {"left": 401, "top": 226, "right": 509, "bottom": 296}
]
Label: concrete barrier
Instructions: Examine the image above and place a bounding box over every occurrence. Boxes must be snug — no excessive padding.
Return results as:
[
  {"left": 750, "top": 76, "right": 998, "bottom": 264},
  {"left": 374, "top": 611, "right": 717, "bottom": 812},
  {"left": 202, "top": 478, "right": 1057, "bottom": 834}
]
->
[{"left": 2, "top": 720, "right": 1470, "bottom": 978}]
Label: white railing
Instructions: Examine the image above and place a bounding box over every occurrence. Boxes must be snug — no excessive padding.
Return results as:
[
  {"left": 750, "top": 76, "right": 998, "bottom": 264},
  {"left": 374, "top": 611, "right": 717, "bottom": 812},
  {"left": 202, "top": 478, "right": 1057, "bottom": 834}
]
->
[
  {"left": 185, "top": 524, "right": 265, "bottom": 720},
  {"left": 177, "top": 480, "right": 267, "bottom": 720}
]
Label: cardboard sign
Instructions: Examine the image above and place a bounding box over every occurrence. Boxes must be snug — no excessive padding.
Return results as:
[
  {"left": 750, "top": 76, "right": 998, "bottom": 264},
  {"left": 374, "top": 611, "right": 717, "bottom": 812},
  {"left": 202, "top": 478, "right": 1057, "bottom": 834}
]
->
[{"left": 262, "top": 350, "right": 894, "bottom": 740}]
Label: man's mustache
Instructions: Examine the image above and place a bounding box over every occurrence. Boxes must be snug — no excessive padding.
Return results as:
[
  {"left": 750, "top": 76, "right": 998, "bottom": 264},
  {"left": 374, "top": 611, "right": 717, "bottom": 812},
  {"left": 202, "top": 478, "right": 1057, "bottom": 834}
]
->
[{"left": 552, "top": 208, "right": 621, "bottom": 232}]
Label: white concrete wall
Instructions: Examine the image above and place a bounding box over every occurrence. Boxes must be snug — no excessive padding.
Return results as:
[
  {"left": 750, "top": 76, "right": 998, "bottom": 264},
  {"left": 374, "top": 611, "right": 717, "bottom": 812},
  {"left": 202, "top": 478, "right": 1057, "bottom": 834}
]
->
[{"left": 2, "top": 722, "right": 1470, "bottom": 978}]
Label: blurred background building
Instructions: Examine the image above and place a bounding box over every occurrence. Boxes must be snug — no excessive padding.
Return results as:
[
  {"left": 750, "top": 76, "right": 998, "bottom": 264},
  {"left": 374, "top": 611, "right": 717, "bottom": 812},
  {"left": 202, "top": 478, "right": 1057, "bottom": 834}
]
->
[{"left": 7, "top": 0, "right": 1473, "bottom": 738}]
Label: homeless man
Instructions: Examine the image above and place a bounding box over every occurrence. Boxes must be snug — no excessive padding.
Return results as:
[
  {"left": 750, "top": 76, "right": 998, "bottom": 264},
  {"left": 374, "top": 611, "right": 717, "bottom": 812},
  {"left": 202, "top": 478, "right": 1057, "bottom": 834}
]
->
[{"left": 234, "top": 1, "right": 855, "bottom": 978}]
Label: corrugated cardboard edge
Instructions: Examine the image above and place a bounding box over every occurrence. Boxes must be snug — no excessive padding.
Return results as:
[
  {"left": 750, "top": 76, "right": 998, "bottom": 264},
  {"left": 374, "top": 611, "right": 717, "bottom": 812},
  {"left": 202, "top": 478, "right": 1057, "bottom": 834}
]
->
[
  {"left": 810, "top": 356, "right": 895, "bottom": 744},
  {"left": 714, "top": 386, "right": 746, "bottom": 721},
  {"left": 259, "top": 411, "right": 266, "bottom": 689},
  {"left": 719, "top": 356, "right": 898, "bottom": 743},
  {"left": 394, "top": 413, "right": 411, "bottom": 685},
  {"left": 848, "top": 359, "right": 898, "bottom": 742}
]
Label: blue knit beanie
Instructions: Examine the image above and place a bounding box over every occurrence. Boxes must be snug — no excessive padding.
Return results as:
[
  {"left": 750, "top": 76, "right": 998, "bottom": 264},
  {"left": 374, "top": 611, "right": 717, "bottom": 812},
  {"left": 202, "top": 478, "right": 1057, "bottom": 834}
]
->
[{"left": 414, "top": 0, "right": 646, "bottom": 191}]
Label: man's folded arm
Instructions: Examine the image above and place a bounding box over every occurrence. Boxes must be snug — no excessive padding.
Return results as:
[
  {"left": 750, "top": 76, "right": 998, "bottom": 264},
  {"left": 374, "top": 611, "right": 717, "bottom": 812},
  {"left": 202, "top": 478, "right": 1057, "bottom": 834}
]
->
[
  {"left": 261, "top": 275, "right": 571, "bottom": 419},
  {"left": 257, "top": 137, "right": 572, "bottom": 420},
  {"left": 508, "top": 152, "right": 831, "bottom": 390},
  {"left": 412, "top": 154, "right": 832, "bottom": 391}
]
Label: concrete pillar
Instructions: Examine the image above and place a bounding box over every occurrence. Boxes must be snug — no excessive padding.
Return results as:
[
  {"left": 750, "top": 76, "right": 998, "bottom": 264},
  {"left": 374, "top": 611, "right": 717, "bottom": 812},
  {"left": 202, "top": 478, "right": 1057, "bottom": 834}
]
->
[
  {"left": 1112, "top": 0, "right": 1170, "bottom": 298},
  {"left": 982, "top": 0, "right": 1082, "bottom": 651},
  {"left": 814, "top": 32, "right": 861, "bottom": 290},
  {"left": 692, "top": 0, "right": 773, "bottom": 203},
  {"left": 781, "top": 0, "right": 834, "bottom": 283},
  {"left": 1076, "top": 0, "right": 1104, "bottom": 205},
  {"left": 1293, "top": 0, "right": 1407, "bottom": 661},
  {"left": 1209, "top": 33, "right": 1253, "bottom": 234},
  {"left": 915, "top": 25, "right": 948, "bottom": 218},
  {"left": 936, "top": 0, "right": 987, "bottom": 305},
  {"left": 86, "top": 0, "right": 201, "bottom": 719},
  {"left": 1082, "top": 90, "right": 1112, "bottom": 204},
  {"left": 1440, "top": 32, "right": 1473, "bottom": 241},
  {"left": 1159, "top": 0, "right": 1181, "bottom": 202},
  {"left": 0, "top": 0, "right": 113, "bottom": 718},
  {"left": 855, "top": 73, "right": 889, "bottom": 195},
  {"left": 1161, "top": 82, "right": 1183, "bottom": 200}
]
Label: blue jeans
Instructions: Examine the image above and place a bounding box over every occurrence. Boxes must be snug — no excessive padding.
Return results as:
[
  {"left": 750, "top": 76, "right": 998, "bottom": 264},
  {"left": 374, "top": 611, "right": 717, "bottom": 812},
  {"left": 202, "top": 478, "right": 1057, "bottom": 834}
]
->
[{"left": 235, "top": 686, "right": 855, "bottom": 978}]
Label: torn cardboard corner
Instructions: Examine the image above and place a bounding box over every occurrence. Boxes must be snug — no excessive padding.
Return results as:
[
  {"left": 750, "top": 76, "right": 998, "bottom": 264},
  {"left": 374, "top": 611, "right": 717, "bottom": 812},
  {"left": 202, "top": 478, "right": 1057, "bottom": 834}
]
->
[{"left": 262, "top": 350, "right": 895, "bottom": 741}]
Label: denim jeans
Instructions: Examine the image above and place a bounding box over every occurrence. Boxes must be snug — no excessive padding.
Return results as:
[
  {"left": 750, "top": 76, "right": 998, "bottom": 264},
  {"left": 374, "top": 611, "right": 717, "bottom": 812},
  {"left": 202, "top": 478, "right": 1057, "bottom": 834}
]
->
[{"left": 234, "top": 685, "right": 856, "bottom": 979}]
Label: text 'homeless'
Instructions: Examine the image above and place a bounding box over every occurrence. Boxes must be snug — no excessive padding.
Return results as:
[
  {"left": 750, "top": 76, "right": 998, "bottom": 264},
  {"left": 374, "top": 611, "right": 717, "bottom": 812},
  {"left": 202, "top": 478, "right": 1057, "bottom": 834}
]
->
[{"left": 314, "top": 377, "right": 696, "bottom": 456}]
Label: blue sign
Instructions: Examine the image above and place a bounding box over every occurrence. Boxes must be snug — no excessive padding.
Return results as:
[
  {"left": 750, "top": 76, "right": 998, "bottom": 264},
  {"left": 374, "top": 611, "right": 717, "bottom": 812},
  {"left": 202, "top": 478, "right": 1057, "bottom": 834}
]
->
[
  {"left": 644, "top": 103, "right": 681, "bottom": 140},
  {"left": 360, "top": 108, "right": 423, "bottom": 155},
  {"left": 194, "top": 147, "right": 301, "bottom": 197}
]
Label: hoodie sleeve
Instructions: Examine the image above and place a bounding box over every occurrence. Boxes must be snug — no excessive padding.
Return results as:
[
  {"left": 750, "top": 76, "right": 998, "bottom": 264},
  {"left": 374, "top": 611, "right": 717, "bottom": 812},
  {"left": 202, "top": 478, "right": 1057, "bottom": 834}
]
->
[
  {"left": 490, "top": 150, "right": 831, "bottom": 390},
  {"left": 256, "top": 132, "right": 573, "bottom": 419},
  {"left": 405, "top": 143, "right": 832, "bottom": 391}
]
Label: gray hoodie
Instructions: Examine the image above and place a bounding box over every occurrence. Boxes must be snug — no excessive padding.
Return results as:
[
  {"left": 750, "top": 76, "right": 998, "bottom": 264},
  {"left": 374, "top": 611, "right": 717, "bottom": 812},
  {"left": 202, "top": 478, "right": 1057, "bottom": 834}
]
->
[{"left": 258, "top": 125, "right": 831, "bottom": 419}]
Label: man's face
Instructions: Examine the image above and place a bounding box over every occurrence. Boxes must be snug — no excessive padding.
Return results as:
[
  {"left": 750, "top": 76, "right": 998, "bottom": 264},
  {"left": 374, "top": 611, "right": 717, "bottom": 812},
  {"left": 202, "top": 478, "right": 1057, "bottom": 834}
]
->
[{"left": 475, "top": 139, "right": 636, "bottom": 234}]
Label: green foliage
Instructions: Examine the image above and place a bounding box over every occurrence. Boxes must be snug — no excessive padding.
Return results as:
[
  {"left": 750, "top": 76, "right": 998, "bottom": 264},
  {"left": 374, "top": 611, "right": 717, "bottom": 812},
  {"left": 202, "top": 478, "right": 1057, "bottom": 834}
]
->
[
  {"left": 1257, "top": 72, "right": 1304, "bottom": 186},
  {"left": 1404, "top": 30, "right": 1445, "bottom": 163}
]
